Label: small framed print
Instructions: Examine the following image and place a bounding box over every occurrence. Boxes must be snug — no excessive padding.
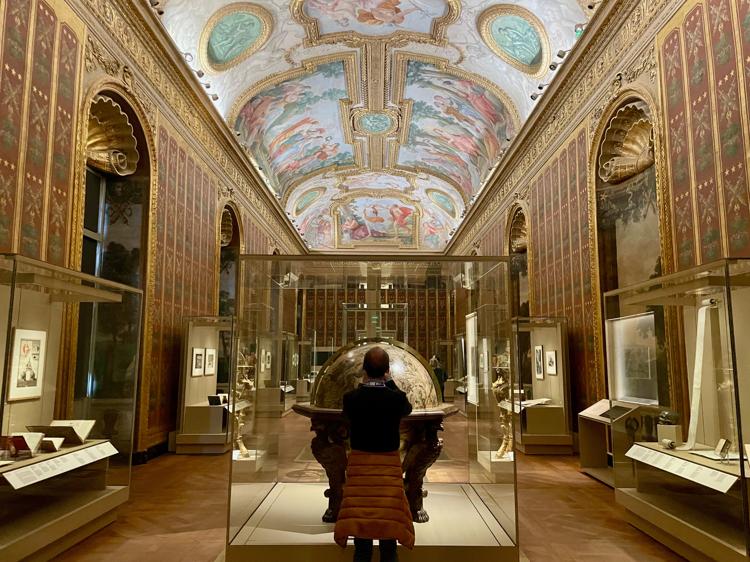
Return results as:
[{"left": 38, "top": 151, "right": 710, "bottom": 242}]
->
[
  {"left": 204, "top": 349, "right": 217, "bottom": 376},
  {"left": 8, "top": 329, "right": 47, "bottom": 401},
  {"left": 191, "top": 348, "right": 205, "bottom": 377},
  {"left": 534, "top": 345, "right": 544, "bottom": 380},
  {"left": 265, "top": 350, "right": 272, "bottom": 370},
  {"left": 545, "top": 350, "right": 558, "bottom": 375},
  {"left": 259, "top": 349, "right": 266, "bottom": 373}
]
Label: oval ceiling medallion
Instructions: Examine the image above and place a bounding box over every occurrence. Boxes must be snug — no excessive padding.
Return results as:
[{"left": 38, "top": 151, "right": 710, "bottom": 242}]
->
[
  {"left": 294, "top": 187, "right": 325, "bottom": 216},
  {"left": 353, "top": 110, "right": 398, "bottom": 135},
  {"left": 426, "top": 189, "right": 457, "bottom": 218},
  {"left": 201, "top": 3, "right": 272, "bottom": 72},
  {"left": 478, "top": 5, "right": 549, "bottom": 77}
]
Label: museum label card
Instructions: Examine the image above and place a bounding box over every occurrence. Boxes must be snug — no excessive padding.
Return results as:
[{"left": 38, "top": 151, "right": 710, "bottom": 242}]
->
[
  {"left": 626, "top": 444, "right": 738, "bottom": 493},
  {"left": 3, "top": 441, "right": 118, "bottom": 490}
]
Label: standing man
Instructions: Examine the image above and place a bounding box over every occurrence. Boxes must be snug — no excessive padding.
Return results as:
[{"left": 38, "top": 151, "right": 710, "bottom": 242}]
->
[{"left": 334, "top": 346, "right": 415, "bottom": 562}]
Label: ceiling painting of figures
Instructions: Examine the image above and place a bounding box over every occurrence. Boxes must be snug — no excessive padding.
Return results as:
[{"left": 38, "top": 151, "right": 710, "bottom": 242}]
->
[
  {"left": 233, "top": 59, "right": 358, "bottom": 194},
  {"left": 336, "top": 195, "right": 420, "bottom": 249},
  {"left": 289, "top": 171, "right": 462, "bottom": 252},
  {"left": 396, "top": 58, "right": 518, "bottom": 198},
  {"left": 296, "top": 0, "right": 456, "bottom": 40},
  {"left": 159, "top": 0, "right": 588, "bottom": 251}
]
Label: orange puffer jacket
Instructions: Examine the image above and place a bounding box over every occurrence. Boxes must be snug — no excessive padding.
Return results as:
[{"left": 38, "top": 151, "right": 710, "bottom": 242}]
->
[{"left": 333, "top": 450, "right": 415, "bottom": 549}]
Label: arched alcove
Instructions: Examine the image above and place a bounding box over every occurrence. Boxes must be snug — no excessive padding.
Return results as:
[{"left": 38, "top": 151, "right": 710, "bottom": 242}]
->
[
  {"left": 593, "top": 95, "right": 668, "bottom": 406},
  {"left": 507, "top": 206, "right": 529, "bottom": 317},
  {"left": 73, "top": 88, "right": 153, "bottom": 424},
  {"left": 219, "top": 204, "right": 242, "bottom": 316}
]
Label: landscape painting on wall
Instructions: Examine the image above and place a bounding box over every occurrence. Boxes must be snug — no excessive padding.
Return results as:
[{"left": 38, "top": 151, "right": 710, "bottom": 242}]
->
[
  {"left": 336, "top": 196, "right": 418, "bottom": 248},
  {"left": 303, "top": 0, "right": 447, "bottom": 36},
  {"left": 397, "top": 60, "right": 516, "bottom": 198},
  {"left": 234, "top": 61, "right": 354, "bottom": 194}
]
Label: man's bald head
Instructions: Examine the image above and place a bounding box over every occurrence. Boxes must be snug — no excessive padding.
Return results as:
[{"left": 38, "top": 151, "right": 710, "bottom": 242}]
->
[{"left": 363, "top": 347, "right": 390, "bottom": 379}]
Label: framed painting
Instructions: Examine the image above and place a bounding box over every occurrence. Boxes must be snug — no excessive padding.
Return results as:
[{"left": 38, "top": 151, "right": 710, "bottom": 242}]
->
[
  {"left": 7, "top": 329, "right": 47, "bottom": 401},
  {"left": 204, "top": 348, "right": 217, "bottom": 376},
  {"left": 192, "top": 348, "right": 205, "bottom": 377},
  {"left": 534, "top": 345, "right": 544, "bottom": 380}
]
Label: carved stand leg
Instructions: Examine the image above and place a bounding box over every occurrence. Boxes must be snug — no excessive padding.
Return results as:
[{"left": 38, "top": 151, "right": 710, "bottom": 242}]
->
[
  {"left": 402, "top": 420, "right": 443, "bottom": 523},
  {"left": 309, "top": 416, "right": 348, "bottom": 522}
]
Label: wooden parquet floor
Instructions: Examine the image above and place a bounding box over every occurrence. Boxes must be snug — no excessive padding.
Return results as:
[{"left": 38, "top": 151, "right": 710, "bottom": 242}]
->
[{"left": 54, "top": 442, "right": 684, "bottom": 561}]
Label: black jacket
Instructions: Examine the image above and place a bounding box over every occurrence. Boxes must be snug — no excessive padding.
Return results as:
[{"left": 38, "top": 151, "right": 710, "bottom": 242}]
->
[{"left": 343, "top": 379, "right": 413, "bottom": 453}]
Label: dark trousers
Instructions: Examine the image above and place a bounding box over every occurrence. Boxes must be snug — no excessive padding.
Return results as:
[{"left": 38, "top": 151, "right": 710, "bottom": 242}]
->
[{"left": 353, "top": 538, "right": 398, "bottom": 562}]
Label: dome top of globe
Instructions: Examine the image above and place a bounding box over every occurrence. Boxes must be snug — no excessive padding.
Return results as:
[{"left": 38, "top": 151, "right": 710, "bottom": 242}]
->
[{"left": 310, "top": 339, "right": 441, "bottom": 410}]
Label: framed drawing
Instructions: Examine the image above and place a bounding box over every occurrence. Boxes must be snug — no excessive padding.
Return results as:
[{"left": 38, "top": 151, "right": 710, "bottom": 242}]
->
[
  {"left": 259, "top": 349, "right": 266, "bottom": 373},
  {"left": 8, "top": 329, "right": 47, "bottom": 401},
  {"left": 204, "top": 349, "right": 217, "bottom": 376},
  {"left": 534, "top": 345, "right": 544, "bottom": 380},
  {"left": 545, "top": 350, "right": 558, "bottom": 375},
  {"left": 265, "top": 350, "right": 272, "bottom": 370},
  {"left": 191, "top": 348, "right": 205, "bottom": 377}
]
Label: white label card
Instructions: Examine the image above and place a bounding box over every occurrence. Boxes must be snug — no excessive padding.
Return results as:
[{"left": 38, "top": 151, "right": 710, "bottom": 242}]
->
[
  {"left": 2, "top": 441, "right": 118, "bottom": 490},
  {"left": 626, "top": 444, "right": 738, "bottom": 493}
]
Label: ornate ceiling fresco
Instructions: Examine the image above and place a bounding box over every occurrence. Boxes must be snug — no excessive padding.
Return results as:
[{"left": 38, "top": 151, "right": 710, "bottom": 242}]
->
[{"left": 160, "top": 0, "right": 587, "bottom": 252}]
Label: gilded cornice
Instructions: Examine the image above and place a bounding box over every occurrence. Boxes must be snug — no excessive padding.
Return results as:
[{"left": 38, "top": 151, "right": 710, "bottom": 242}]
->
[
  {"left": 449, "top": 0, "right": 680, "bottom": 254},
  {"left": 76, "top": 0, "right": 303, "bottom": 254}
]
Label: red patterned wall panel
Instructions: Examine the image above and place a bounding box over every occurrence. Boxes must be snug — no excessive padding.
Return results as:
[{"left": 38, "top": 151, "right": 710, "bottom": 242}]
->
[
  {"left": 19, "top": 1, "right": 55, "bottom": 258},
  {"left": 0, "top": 0, "right": 32, "bottom": 251},
  {"left": 707, "top": 0, "right": 750, "bottom": 256},
  {"left": 661, "top": 28, "right": 697, "bottom": 268},
  {"left": 47, "top": 23, "right": 78, "bottom": 265},
  {"left": 684, "top": 5, "right": 722, "bottom": 261}
]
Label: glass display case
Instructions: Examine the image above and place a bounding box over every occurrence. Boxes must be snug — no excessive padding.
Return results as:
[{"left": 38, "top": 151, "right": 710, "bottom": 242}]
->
[
  {"left": 510, "top": 317, "right": 572, "bottom": 454},
  {"left": 604, "top": 259, "right": 750, "bottom": 562},
  {"left": 175, "top": 316, "right": 234, "bottom": 454},
  {"left": 0, "top": 254, "right": 142, "bottom": 560},
  {"left": 226, "top": 256, "right": 518, "bottom": 562}
]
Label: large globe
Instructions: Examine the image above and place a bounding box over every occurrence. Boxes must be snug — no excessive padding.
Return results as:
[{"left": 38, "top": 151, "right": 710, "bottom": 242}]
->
[{"left": 310, "top": 340, "right": 441, "bottom": 409}]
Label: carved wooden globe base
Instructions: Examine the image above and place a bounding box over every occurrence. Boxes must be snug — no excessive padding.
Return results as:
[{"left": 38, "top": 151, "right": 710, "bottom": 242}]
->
[
  {"left": 293, "top": 404, "right": 457, "bottom": 523},
  {"left": 293, "top": 339, "right": 457, "bottom": 523}
]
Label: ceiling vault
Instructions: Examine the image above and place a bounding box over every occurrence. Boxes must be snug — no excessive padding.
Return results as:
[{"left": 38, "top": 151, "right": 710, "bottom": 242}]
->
[{"left": 161, "top": 0, "right": 587, "bottom": 252}]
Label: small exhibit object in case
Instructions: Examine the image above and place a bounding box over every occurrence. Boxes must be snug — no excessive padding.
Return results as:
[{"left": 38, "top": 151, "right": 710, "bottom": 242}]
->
[
  {"left": 534, "top": 345, "right": 544, "bottom": 380},
  {"left": 545, "top": 350, "right": 557, "bottom": 375},
  {"left": 27, "top": 420, "right": 96, "bottom": 446},
  {"left": 207, "top": 395, "right": 221, "bottom": 406},
  {"left": 7, "top": 329, "right": 47, "bottom": 401},
  {"left": 192, "top": 348, "right": 205, "bottom": 377},
  {"left": 204, "top": 348, "right": 217, "bottom": 376}
]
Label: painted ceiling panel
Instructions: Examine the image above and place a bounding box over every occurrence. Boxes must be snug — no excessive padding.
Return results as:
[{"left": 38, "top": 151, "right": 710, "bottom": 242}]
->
[
  {"left": 160, "top": 0, "right": 588, "bottom": 251},
  {"left": 304, "top": 0, "right": 449, "bottom": 36}
]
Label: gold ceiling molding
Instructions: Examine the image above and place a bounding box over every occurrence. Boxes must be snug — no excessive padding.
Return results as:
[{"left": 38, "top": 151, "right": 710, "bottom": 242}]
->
[
  {"left": 290, "top": 0, "right": 461, "bottom": 48},
  {"left": 199, "top": 2, "right": 273, "bottom": 73},
  {"left": 86, "top": 94, "right": 140, "bottom": 176},
  {"left": 598, "top": 101, "right": 654, "bottom": 184},
  {"left": 477, "top": 4, "right": 552, "bottom": 79}
]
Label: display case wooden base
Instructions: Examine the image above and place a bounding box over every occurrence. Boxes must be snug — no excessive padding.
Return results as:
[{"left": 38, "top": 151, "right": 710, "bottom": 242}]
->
[
  {"left": 0, "top": 441, "right": 128, "bottom": 561},
  {"left": 617, "top": 487, "right": 747, "bottom": 562}
]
